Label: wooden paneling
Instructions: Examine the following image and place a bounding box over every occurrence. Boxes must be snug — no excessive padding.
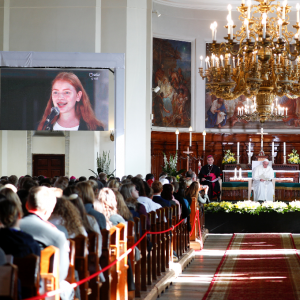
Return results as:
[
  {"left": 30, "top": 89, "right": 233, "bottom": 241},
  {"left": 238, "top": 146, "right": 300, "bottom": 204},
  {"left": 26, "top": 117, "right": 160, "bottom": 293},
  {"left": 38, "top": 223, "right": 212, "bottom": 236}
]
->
[
  {"left": 33, "top": 154, "right": 65, "bottom": 177},
  {"left": 151, "top": 131, "right": 300, "bottom": 179}
]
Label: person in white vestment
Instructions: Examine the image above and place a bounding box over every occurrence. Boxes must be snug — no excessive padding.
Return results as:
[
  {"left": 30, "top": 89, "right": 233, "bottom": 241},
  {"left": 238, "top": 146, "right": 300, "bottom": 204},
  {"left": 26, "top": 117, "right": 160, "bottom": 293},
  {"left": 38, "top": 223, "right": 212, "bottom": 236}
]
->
[{"left": 253, "top": 159, "right": 274, "bottom": 201}]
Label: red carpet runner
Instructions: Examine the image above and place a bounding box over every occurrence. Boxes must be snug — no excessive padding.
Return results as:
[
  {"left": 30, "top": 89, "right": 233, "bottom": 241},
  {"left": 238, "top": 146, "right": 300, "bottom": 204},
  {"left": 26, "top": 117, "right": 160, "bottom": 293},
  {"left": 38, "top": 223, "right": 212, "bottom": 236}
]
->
[{"left": 203, "top": 233, "right": 300, "bottom": 300}]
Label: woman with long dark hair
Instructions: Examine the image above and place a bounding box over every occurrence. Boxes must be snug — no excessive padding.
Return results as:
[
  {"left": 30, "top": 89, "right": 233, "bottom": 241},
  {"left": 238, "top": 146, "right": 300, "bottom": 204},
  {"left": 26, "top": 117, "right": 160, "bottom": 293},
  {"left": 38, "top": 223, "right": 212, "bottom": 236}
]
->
[{"left": 38, "top": 72, "right": 104, "bottom": 131}]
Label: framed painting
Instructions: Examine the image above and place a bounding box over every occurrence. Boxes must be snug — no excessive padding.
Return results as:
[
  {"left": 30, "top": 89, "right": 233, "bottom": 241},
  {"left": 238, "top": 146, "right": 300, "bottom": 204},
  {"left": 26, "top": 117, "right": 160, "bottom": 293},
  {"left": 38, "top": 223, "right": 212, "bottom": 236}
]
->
[
  {"left": 205, "top": 43, "right": 300, "bottom": 130},
  {"left": 152, "top": 37, "right": 191, "bottom": 128}
]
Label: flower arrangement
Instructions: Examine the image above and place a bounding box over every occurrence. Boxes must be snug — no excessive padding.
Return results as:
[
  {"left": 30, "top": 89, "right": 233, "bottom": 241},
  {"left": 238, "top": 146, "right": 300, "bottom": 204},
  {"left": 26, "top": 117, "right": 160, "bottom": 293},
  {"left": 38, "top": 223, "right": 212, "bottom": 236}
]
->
[
  {"left": 97, "top": 151, "right": 111, "bottom": 174},
  {"left": 288, "top": 149, "right": 300, "bottom": 164},
  {"left": 205, "top": 200, "right": 300, "bottom": 215},
  {"left": 222, "top": 150, "right": 236, "bottom": 164},
  {"left": 162, "top": 152, "right": 185, "bottom": 177}
]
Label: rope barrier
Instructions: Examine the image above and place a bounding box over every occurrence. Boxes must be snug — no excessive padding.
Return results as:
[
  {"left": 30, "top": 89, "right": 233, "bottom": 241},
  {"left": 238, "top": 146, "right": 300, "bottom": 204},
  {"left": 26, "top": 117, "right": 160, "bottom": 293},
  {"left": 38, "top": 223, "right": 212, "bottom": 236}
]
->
[
  {"left": 148, "top": 219, "right": 185, "bottom": 234},
  {"left": 23, "top": 214, "right": 201, "bottom": 300}
]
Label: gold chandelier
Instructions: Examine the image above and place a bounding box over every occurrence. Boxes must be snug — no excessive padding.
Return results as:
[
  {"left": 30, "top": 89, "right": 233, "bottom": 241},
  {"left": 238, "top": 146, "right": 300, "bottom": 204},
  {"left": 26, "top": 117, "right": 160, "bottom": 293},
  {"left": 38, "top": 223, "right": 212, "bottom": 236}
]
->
[{"left": 198, "top": 0, "right": 300, "bottom": 123}]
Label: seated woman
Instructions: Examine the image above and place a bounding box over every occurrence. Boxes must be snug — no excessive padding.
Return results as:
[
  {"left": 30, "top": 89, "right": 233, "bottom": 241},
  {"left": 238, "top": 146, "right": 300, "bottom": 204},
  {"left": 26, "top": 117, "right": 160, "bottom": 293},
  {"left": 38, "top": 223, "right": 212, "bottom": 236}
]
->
[
  {"left": 185, "top": 181, "right": 206, "bottom": 207},
  {"left": 131, "top": 177, "right": 162, "bottom": 213},
  {"left": 0, "top": 198, "right": 40, "bottom": 258},
  {"left": 49, "top": 196, "right": 86, "bottom": 238},
  {"left": 37, "top": 72, "right": 104, "bottom": 131},
  {"left": 95, "top": 188, "right": 126, "bottom": 228},
  {"left": 76, "top": 181, "right": 106, "bottom": 230},
  {"left": 114, "top": 190, "right": 133, "bottom": 222},
  {"left": 119, "top": 183, "right": 150, "bottom": 230}
]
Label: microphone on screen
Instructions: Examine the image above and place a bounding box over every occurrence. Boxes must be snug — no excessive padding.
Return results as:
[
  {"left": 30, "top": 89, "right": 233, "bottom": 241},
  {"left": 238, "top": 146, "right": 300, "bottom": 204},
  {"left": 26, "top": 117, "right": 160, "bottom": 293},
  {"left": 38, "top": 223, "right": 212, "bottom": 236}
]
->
[{"left": 43, "top": 107, "right": 60, "bottom": 130}]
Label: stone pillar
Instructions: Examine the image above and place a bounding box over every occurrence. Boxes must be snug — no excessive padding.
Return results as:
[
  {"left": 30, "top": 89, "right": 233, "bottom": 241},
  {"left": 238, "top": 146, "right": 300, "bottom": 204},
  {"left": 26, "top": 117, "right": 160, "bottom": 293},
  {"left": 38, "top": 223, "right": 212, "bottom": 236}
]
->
[{"left": 102, "top": 0, "right": 152, "bottom": 176}]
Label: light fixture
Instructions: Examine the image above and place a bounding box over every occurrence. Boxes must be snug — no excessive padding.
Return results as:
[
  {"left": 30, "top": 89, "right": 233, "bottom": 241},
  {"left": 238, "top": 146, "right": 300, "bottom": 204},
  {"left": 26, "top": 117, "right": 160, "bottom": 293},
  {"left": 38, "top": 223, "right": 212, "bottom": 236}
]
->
[
  {"left": 110, "top": 129, "right": 114, "bottom": 142},
  {"left": 198, "top": 0, "right": 299, "bottom": 123},
  {"left": 152, "top": 10, "right": 161, "bottom": 17},
  {"left": 152, "top": 86, "right": 160, "bottom": 93}
]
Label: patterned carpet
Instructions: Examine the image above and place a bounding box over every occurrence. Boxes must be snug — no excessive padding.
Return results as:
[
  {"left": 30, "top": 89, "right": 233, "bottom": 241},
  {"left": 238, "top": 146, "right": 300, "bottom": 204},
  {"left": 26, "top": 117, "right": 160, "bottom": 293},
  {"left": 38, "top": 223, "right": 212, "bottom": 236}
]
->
[{"left": 203, "top": 233, "right": 300, "bottom": 300}]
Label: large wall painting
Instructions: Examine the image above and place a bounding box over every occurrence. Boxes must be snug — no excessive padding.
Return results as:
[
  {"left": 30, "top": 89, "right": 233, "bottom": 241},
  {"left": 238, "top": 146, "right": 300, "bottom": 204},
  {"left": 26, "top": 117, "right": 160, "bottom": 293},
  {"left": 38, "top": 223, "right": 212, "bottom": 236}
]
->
[
  {"left": 205, "top": 43, "right": 300, "bottom": 130},
  {"left": 152, "top": 37, "right": 191, "bottom": 128}
]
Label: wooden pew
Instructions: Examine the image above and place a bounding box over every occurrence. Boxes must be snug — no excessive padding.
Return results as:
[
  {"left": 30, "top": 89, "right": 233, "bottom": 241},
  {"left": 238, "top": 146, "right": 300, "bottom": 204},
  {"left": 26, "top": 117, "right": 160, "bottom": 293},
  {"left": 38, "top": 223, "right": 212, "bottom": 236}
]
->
[
  {"left": 87, "top": 232, "right": 101, "bottom": 300},
  {"left": 108, "top": 226, "right": 119, "bottom": 300},
  {"left": 40, "top": 245, "right": 60, "bottom": 300},
  {"left": 172, "top": 205, "right": 179, "bottom": 259},
  {"left": 0, "top": 264, "right": 18, "bottom": 300},
  {"left": 164, "top": 207, "right": 171, "bottom": 269},
  {"left": 72, "top": 235, "right": 89, "bottom": 300},
  {"left": 133, "top": 217, "right": 141, "bottom": 297},
  {"left": 177, "top": 205, "right": 183, "bottom": 258},
  {"left": 140, "top": 215, "right": 147, "bottom": 291},
  {"left": 127, "top": 221, "right": 135, "bottom": 300},
  {"left": 190, "top": 197, "right": 198, "bottom": 241},
  {"left": 156, "top": 209, "right": 162, "bottom": 277},
  {"left": 99, "top": 229, "right": 111, "bottom": 300},
  {"left": 116, "top": 223, "right": 128, "bottom": 300},
  {"left": 14, "top": 254, "right": 40, "bottom": 299},
  {"left": 66, "top": 240, "right": 76, "bottom": 284},
  {"left": 160, "top": 208, "right": 166, "bottom": 273},
  {"left": 149, "top": 211, "right": 156, "bottom": 283}
]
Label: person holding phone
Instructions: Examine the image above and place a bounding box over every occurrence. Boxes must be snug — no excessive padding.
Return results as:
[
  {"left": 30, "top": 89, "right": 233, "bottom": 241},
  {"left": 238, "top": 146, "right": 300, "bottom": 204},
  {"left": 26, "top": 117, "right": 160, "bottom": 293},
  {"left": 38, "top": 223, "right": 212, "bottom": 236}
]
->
[{"left": 38, "top": 72, "right": 104, "bottom": 131}]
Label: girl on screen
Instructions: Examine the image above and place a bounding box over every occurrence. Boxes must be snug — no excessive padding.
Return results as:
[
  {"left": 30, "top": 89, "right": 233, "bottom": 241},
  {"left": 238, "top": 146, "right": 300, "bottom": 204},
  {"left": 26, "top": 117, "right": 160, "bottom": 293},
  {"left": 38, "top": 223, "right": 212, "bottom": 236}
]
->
[{"left": 38, "top": 72, "right": 104, "bottom": 131}]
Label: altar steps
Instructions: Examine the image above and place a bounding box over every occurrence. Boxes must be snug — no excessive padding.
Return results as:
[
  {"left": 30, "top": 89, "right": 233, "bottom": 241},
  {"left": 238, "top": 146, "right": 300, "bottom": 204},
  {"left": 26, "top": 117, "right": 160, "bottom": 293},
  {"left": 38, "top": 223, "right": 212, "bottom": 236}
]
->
[{"left": 157, "top": 234, "right": 233, "bottom": 300}]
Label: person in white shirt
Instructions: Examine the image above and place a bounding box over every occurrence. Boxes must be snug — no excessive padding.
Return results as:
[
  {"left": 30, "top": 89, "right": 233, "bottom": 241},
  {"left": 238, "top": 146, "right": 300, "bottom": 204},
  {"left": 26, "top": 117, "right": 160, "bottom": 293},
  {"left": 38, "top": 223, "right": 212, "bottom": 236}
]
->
[{"left": 253, "top": 159, "right": 274, "bottom": 201}]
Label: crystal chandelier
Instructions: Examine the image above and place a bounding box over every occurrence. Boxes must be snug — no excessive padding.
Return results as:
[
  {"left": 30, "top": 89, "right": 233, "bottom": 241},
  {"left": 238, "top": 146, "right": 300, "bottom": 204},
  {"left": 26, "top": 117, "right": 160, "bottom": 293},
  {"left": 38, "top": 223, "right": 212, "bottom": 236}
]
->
[{"left": 198, "top": 0, "right": 300, "bottom": 123}]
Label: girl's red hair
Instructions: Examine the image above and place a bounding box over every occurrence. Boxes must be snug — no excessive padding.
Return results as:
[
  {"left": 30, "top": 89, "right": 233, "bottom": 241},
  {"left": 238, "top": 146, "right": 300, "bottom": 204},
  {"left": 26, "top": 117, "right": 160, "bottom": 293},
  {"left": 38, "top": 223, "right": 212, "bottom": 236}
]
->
[{"left": 38, "top": 72, "right": 104, "bottom": 130}]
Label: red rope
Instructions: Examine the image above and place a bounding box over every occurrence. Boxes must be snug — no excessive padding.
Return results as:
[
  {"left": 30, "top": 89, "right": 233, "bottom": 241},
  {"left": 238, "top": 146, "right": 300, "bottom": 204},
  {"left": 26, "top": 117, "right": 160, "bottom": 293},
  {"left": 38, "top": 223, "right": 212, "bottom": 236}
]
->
[
  {"left": 148, "top": 219, "right": 184, "bottom": 234},
  {"left": 23, "top": 216, "right": 188, "bottom": 300}
]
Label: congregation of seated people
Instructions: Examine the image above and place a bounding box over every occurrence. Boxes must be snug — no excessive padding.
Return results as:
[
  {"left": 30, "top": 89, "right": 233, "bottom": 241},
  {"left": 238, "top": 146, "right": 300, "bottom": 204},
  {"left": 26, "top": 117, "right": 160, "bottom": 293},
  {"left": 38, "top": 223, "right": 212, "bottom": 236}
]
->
[{"left": 0, "top": 171, "right": 208, "bottom": 299}]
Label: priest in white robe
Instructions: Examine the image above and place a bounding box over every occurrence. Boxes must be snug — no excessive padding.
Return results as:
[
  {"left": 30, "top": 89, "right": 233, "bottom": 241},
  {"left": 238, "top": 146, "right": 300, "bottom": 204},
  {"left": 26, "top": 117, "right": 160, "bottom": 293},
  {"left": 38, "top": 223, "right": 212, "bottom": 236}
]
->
[{"left": 253, "top": 159, "right": 274, "bottom": 201}]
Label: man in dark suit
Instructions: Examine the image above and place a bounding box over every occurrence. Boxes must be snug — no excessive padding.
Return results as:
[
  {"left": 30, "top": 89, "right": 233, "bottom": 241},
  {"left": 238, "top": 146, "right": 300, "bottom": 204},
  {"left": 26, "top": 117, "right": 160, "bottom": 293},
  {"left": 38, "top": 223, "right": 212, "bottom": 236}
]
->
[{"left": 20, "top": 186, "right": 72, "bottom": 300}]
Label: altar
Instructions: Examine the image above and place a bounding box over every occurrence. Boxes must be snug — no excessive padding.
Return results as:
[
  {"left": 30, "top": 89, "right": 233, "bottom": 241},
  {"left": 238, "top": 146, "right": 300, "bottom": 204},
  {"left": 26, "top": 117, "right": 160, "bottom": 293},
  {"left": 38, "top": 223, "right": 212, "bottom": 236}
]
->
[{"left": 222, "top": 164, "right": 300, "bottom": 201}]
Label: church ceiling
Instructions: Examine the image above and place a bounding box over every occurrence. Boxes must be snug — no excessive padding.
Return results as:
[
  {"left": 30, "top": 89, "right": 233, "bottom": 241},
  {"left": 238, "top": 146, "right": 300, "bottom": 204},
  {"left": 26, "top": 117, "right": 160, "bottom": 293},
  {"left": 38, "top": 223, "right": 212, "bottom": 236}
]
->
[{"left": 154, "top": 0, "right": 300, "bottom": 11}]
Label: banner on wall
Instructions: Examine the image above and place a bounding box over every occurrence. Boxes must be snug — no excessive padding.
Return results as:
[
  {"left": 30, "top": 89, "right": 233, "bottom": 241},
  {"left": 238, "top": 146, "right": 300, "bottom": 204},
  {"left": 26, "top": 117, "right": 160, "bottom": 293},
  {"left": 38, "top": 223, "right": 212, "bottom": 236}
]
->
[
  {"left": 0, "top": 68, "right": 109, "bottom": 131},
  {"left": 152, "top": 37, "right": 191, "bottom": 128}
]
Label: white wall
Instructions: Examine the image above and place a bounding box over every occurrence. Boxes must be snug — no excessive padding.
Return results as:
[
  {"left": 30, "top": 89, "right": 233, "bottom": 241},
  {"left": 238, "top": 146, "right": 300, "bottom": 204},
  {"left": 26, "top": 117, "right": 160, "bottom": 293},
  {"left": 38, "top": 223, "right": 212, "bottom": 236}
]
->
[
  {"left": 0, "top": 0, "right": 119, "bottom": 177},
  {"left": 69, "top": 131, "right": 100, "bottom": 178},
  {"left": 102, "top": 0, "right": 152, "bottom": 176},
  {"left": 32, "top": 136, "right": 65, "bottom": 154}
]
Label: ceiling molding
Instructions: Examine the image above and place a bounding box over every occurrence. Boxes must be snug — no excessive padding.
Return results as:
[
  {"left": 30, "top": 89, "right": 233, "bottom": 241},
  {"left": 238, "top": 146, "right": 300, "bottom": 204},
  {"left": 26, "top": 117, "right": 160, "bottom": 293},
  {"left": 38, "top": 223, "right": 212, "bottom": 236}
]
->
[
  {"left": 153, "top": 0, "right": 243, "bottom": 11},
  {"left": 153, "top": 0, "right": 300, "bottom": 11}
]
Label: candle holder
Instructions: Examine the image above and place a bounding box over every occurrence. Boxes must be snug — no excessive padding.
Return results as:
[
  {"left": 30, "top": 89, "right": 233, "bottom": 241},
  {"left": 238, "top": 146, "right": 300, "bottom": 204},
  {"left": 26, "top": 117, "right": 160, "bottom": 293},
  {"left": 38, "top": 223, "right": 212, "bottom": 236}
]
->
[
  {"left": 283, "top": 155, "right": 287, "bottom": 164},
  {"left": 237, "top": 155, "right": 240, "bottom": 165},
  {"left": 248, "top": 152, "right": 253, "bottom": 164}
]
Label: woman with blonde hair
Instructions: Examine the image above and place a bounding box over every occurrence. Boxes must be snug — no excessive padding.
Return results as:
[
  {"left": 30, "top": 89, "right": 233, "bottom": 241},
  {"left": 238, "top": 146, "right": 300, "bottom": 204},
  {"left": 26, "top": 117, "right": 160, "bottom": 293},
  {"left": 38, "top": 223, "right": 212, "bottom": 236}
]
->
[
  {"left": 108, "top": 179, "right": 121, "bottom": 191},
  {"left": 119, "top": 183, "right": 150, "bottom": 230},
  {"left": 38, "top": 72, "right": 104, "bottom": 131},
  {"left": 96, "top": 188, "right": 125, "bottom": 229}
]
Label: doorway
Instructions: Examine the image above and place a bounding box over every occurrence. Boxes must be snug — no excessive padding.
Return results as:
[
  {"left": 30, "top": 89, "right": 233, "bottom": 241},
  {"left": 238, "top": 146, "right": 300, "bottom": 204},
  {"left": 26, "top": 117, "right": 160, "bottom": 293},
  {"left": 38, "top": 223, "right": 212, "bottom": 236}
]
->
[{"left": 32, "top": 154, "right": 65, "bottom": 177}]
